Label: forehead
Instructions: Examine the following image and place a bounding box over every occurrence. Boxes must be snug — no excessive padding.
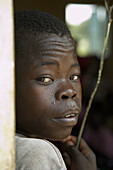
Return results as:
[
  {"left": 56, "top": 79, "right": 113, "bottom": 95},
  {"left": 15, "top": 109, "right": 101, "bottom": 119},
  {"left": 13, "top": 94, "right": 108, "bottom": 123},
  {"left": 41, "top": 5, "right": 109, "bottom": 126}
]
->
[
  {"left": 20, "top": 33, "right": 77, "bottom": 72},
  {"left": 30, "top": 33, "right": 77, "bottom": 64},
  {"left": 39, "top": 34, "right": 75, "bottom": 54},
  {"left": 37, "top": 33, "right": 76, "bottom": 48}
]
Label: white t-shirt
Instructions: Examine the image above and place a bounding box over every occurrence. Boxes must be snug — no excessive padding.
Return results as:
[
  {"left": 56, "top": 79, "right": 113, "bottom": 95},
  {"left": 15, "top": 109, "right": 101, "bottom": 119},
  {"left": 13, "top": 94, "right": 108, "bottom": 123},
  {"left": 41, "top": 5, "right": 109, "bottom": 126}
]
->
[{"left": 16, "top": 134, "right": 67, "bottom": 170}]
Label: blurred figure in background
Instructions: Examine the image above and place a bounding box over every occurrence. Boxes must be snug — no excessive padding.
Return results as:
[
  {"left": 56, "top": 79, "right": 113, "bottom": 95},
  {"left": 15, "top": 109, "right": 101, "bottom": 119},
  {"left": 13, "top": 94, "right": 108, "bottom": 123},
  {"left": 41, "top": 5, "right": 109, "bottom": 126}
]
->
[{"left": 72, "top": 56, "right": 113, "bottom": 170}]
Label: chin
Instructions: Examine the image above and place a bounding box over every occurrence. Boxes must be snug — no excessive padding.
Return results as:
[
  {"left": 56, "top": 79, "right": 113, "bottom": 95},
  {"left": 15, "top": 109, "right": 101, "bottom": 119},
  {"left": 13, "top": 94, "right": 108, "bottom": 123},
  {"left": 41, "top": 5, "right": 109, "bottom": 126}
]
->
[{"left": 48, "top": 127, "right": 72, "bottom": 141}]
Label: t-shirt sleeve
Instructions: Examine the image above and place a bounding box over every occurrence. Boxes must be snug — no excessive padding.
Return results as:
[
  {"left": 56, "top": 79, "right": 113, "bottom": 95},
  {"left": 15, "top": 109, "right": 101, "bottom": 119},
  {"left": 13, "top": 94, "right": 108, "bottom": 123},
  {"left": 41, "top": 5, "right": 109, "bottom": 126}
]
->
[{"left": 16, "top": 136, "right": 67, "bottom": 170}]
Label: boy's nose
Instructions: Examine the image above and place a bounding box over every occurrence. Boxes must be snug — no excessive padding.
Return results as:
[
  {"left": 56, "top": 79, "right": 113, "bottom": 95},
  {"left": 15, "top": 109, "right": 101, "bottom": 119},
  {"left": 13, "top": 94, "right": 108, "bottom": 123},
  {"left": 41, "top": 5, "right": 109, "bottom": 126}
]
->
[{"left": 55, "top": 88, "right": 76, "bottom": 100}]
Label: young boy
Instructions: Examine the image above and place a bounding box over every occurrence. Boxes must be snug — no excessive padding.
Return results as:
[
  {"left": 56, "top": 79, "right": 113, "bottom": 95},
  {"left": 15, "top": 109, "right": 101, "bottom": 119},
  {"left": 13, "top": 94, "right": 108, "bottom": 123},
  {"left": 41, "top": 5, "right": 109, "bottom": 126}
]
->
[{"left": 15, "top": 10, "right": 97, "bottom": 170}]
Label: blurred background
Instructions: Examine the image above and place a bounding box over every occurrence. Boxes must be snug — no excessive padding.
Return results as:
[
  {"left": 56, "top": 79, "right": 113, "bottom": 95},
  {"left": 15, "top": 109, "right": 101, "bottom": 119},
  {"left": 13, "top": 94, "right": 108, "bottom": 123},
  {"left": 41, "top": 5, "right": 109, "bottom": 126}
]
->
[{"left": 14, "top": 0, "right": 113, "bottom": 169}]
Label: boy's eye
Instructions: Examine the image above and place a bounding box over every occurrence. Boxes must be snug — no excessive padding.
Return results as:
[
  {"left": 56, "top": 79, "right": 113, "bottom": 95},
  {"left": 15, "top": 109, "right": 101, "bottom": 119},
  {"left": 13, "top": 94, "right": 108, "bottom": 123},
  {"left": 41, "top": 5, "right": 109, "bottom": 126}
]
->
[
  {"left": 36, "top": 77, "right": 53, "bottom": 83},
  {"left": 70, "top": 75, "right": 80, "bottom": 81}
]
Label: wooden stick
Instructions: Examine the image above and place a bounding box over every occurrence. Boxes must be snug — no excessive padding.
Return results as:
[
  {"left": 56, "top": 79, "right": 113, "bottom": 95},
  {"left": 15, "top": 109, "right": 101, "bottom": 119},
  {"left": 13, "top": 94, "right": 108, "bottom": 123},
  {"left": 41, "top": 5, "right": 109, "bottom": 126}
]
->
[{"left": 76, "top": 2, "right": 113, "bottom": 149}]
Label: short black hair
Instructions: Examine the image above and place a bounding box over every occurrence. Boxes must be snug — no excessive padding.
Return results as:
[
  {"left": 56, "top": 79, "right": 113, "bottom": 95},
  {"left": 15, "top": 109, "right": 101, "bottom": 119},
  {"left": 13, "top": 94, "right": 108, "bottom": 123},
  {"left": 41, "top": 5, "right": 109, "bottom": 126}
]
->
[
  {"left": 14, "top": 10, "right": 72, "bottom": 73},
  {"left": 14, "top": 10, "right": 70, "bottom": 36}
]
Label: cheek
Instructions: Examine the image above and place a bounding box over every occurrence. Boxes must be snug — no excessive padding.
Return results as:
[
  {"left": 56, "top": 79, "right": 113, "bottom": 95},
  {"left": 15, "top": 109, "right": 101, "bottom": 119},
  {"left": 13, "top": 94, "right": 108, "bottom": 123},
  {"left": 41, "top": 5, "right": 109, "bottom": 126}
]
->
[
  {"left": 79, "top": 83, "right": 82, "bottom": 98},
  {"left": 27, "top": 85, "right": 54, "bottom": 115},
  {"left": 76, "top": 83, "right": 82, "bottom": 105}
]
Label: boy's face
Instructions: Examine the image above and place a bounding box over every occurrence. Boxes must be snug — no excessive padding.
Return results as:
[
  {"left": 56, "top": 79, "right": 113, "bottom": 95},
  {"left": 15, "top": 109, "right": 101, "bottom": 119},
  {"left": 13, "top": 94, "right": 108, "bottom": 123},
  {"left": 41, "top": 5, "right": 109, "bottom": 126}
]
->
[{"left": 16, "top": 34, "right": 81, "bottom": 140}]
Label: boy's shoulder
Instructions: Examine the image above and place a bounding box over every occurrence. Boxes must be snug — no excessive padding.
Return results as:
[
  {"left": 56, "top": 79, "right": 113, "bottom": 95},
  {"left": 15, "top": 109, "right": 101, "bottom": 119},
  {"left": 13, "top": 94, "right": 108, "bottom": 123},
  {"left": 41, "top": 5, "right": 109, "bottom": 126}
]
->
[{"left": 15, "top": 133, "right": 67, "bottom": 170}]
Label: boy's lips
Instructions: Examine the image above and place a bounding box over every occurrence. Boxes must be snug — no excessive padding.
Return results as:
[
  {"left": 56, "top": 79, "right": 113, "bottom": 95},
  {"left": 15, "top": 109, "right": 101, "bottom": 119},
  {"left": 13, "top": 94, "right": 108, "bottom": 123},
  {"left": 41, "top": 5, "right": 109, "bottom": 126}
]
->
[{"left": 54, "top": 109, "right": 80, "bottom": 126}]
